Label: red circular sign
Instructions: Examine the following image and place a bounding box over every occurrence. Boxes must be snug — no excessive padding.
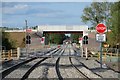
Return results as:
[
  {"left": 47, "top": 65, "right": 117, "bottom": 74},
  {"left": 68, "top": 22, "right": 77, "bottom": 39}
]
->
[
  {"left": 79, "top": 38, "right": 83, "bottom": 41},
  {"left": 96, "top": 23, "right": 106, "bottom": 33}
]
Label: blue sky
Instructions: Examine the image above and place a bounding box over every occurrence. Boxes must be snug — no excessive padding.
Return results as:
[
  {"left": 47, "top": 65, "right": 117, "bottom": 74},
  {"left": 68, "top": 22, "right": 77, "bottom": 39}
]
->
[{"left": 2, "top": 2, "right": 92, "bottom": 28}]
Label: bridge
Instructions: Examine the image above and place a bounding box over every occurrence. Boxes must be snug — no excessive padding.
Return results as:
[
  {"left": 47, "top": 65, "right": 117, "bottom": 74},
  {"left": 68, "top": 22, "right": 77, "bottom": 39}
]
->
[{"left": 37, "top": 25, "right": 88, "bottom": 36}]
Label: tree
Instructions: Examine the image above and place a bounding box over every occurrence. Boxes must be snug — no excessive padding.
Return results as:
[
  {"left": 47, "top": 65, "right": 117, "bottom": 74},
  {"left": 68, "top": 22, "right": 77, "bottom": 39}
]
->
[
  {"left": 81, "top": 2, "right": 112, "bottom": 29},
  {"left": 49, "top": 33, "right": 65, "bottom": 44},
  {"left": 107, "top": 2, "right": 120, "bottom": 47},
  {"left": 2, "top": 31, "right": 16, "bottom": 50},
  {"left": 71, "top": 33, "right": 82, "bottom": 44},
  {"left": 44, "top": 33, "right": 66, "bottom": 45}
]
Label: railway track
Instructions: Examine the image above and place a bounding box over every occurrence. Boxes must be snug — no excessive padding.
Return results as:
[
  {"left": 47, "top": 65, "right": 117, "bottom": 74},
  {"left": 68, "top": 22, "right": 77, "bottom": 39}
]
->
[
  {"left": 68, "top": 48, "right": 91, "bottom": 80},
  {"left": 69, "top": 57, "right": 91, "bottom": 80},
  {"left": 1, "top": 45, "right": 104, "bottom": 79},
  {"left": 21, "top": 57, "right": 48, "bottom": 80},
  {"left": 1, "top": 48, "right": 60, "bottom": 80},
  {"left": 1, "top": 57, "right": 37, "bottom": 79},
  {"left": 55, "top": 45, "right": 91, "bottom": 79},
  {"left": 55, "top": 49, "right": 65, "bottom": 80},
  {"left": 73, "top": 48, "right": 103, "bottom": 79}
]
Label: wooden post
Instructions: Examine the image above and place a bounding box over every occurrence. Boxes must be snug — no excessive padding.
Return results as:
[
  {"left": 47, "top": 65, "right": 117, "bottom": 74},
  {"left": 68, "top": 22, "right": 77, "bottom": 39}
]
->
[
  {"left": 98, "top": 52, "right": 100, "bottom": 60},
  {"left": 8, "top": 50, "right": 11, "bottom": 60},
  {"left": 85, "top": 47, "right": 88, "bottom": 60},
  {"left": 110, "top": 52, "right": 112, "bottom": 62},
  {"left": 2, "top": 50, "right": 5, "bottom": 59},
  {"left": 111, "top": 52, "right": 112, "bottom": 57},
  {"left": 104, "top": 52, "right": 106, "bottom": 62},
  {"left": 17, "top": 47, "right": 20, "bottom": 59}
]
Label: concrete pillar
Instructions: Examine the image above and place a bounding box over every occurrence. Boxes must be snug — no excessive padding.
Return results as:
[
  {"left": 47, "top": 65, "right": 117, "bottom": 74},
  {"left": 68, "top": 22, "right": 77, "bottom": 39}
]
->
[{"left": 17, "top": 47, "right": 20, "bottom": 59}]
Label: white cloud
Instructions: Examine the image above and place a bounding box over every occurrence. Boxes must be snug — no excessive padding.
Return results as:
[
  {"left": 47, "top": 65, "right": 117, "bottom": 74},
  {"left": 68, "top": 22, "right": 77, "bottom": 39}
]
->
[
  {"left": 2, "top": 4, "right": 29, "bottom": 14},
  {"left": 14, "top": 4, "right": 28, "bottom": 9}
]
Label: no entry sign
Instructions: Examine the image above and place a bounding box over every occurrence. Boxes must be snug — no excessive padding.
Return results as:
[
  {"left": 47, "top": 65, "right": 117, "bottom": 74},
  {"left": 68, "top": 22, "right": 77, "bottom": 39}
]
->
[
  {"left": 96, "top": 23, "right": 106, "bottom": 34},
  {"left": 79, "top": 38, "right": 83, "bottom": 41},
  {"left": 26, "top": 29, "right": 32, "bottom": 32}
]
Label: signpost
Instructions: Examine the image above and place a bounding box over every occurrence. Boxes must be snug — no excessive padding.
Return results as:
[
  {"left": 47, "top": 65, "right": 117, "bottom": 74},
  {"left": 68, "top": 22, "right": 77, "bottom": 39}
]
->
[
  {"left": 25, "top": 20, "right": 31, "bottom": 58},
  {"left": 26, "top": 29, "right": 32, "bottom": 32},
  {"left": 96, "top": 34, "right": 106, "bottom": 42},
  {"left": 41, "top": 37, "right": 45, "bottom": 44},
  {"left": 82, "top": 36, "right": 88, "bottom": 60},
  {"left": 79, "top": 37, "right": 83, "bottom": 57},
  {"left": 96, "top": 23, "right": 106, "bottom": 68},
  {"left": 96, "top": 23, "right": 106, "bottom": 34}
]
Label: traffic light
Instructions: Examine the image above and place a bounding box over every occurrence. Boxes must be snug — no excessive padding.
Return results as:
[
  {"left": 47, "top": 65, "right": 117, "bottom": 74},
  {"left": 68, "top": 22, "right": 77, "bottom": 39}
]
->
[
  {"left": 83, "top": 36, "right": 88, "bottom": 44},
  {"left": 26, "top": 35, "right": 31, "bottom": 44}
]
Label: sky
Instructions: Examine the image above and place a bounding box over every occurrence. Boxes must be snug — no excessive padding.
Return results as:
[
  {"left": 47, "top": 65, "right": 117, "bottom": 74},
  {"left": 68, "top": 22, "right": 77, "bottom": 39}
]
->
[{"left": 2, "top": 2, "right": 92, "bottom": 28}]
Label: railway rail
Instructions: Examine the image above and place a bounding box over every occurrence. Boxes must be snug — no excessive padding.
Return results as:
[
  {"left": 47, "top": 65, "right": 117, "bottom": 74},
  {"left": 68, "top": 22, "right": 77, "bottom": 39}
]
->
[
  {"left": 1, "top": 47, "right": 60, "bottom": 80},
  {"left": 0, "top": 45, "right": 106, "bottom": 79},
  {"left": 55, "top": 49, "right": 64, "bottom": 80}
]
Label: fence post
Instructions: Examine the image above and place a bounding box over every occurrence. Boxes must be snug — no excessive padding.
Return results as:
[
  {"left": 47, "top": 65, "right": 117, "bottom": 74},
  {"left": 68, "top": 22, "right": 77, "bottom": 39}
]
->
[
  {"left": 98, "top": 52, "right": 100, "bottom": 60},
  {"left": 8, "top": 50, "right": 11, "bottom": 60},
  {"left": 17, "top": 47, "right": 20, "bottom": 59},
  {"left": 104, "top": 52, "right": 106, "bottom": 62},
  {"left": 2, "top": 50, "right": 5, "bottom": 59},
  {"left": 110, "top": 52, "right": 112, "bottom": 62}
]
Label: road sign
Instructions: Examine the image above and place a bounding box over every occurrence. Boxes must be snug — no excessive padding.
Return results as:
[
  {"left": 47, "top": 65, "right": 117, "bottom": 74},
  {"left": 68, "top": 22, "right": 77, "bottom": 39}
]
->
[
  {"left": 26, "top": 35, "right": 31, "bottom": 44},
  {"left": 96, "top": 34, "right": 106, "bottom": 42},
  {"left": 83, "top": 36, "right": 88, "bottom": 44},
  {"left": 41, "top": 37, "right": 45, "bottom": 44},
  {"left": 96, "top": 23, "right": 106, "bottom": 34},
  {"left": 79, "top": 38, "right": 83, "bottom": 41},
  {"left": 26, "top": 29, "right": 32, "bottom": 32}
]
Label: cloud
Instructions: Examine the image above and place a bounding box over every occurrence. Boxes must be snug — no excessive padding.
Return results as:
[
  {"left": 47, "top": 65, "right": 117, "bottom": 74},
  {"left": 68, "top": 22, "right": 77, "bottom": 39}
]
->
[
  {"left": 2, "top": 4, "right": 29, "bottom": 14},
  {"left": 14, "top": 4, "right": 28, "bottom": 9},
  {"left": 2, "top": 3, "right": 64, "bottom": 16}
]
